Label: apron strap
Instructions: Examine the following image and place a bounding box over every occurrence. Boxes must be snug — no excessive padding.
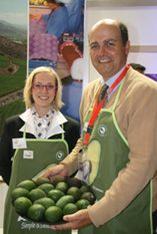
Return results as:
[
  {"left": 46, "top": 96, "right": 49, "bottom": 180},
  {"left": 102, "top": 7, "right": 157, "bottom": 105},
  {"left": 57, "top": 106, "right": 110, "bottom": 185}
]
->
[
  {"left": 111, "top": 78, "right": 125, "bottom": 112},
  {"left": 110, "top": 79, "right": 129, "bottom": 146},
  {"left": 23, "top": 124, "right": 26, "bottom": 138},
  {"left": 61, "top": 124, "right": 64, "bottom": 140}
]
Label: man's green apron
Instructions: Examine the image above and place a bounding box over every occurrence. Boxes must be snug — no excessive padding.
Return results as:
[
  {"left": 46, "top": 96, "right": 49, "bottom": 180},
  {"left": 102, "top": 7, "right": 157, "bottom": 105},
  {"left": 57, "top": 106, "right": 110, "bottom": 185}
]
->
[
  {"left": 4, "top": 134, "right": 71, "bottom": 234},
  {"left": 79, "top": 80, "right": 153, "bottom": 234}
]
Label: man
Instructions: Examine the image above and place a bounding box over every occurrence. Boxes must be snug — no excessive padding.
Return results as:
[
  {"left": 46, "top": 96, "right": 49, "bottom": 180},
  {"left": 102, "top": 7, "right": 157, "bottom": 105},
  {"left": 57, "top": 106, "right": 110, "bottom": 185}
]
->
[{"left": 44, "top": 19, "right": 157, "bottom": 233}]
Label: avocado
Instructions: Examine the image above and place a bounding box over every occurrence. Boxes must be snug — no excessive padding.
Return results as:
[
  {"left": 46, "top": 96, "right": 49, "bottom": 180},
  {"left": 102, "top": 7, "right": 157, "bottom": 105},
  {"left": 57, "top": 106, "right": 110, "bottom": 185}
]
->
[
  {"left": 14, "top": 196, "right": 32, "bottom": 216},
  {"left": 56, "top": 195, "right": 74, "bottom": 209},
  {"left": 17, "top": 179, "right": 36, "bottom": 191},
  {"left": 34, "top": 177, "right": 51, "bottom": 186},
  {"left": 45, "top": 206, "right": 62, "bottom": 224},
  {"left": 79, "top": 184, "right": 90, "bottom": 194},
  {"left": 63, "top": 203, "right": 78, "bottom": 215},
  {"left": 67, "top": 186, "right": 81, "bottom": 201},
  {"left": 11, "top": 187, "right": 29, "bottom": 202},
  {"left": 28, "top": 188, "right": 46, "bottom": 202},
  {"left": 34, "top": 197, "right": 55, "bottom": 209},
  {"left": 48, "top": 189, "right": 64, "bottom": 202},
  {"left": 81, "top": 192, "right": 96, "bottom": 204},
  {"left": 38, "top": 183, "right": 54, "bottom": 194},
  {"left": 67, "top": 177, "right": 82, "bottom": 188},
  {"left": 55, "top": 181, "right": 69, "bottom": 193},
  {"left": 27, "top": 204, "right": 45, "bottom": 222},
  {"left": 76, "top": 199, "right": 90, "bottom": 210}
]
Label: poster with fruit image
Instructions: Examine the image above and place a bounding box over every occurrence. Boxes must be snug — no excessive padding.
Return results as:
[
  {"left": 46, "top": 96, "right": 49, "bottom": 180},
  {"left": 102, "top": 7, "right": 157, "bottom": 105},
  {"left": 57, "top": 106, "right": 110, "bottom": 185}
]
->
[
  {"left": 29, "top": 0, "right": 85, "bottom": 121},
  {"left": 0, "top": 0, "right": 27, "bottom": 136}
]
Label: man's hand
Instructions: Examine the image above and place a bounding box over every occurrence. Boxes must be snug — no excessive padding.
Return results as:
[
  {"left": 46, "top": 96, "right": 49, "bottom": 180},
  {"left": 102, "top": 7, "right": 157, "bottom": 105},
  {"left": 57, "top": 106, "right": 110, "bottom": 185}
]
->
[
  {"left": 51, "top": 209, "right": 92, "bottom": 230},
  {"left": 42, "top": 164, "right": 68, "bottom": 181}
]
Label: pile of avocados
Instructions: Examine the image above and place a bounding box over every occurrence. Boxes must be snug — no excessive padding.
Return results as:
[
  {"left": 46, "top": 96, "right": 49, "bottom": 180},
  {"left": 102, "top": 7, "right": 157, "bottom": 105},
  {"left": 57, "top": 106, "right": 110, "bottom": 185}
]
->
[{"left": 11, "top": 176, "right": 96, "bottom": 224}]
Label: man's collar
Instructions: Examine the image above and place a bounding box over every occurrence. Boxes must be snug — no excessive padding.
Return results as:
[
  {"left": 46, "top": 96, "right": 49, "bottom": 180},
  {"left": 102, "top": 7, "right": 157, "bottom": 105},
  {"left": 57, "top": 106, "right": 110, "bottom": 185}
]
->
[{"left": 100, "top": 65, "right": 126, "bottom": 88}]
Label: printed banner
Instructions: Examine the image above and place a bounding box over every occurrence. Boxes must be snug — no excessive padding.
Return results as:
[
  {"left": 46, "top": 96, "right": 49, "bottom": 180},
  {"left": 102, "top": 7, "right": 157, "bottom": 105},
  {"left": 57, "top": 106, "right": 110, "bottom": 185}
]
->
[
  {"left": 0, "top": 0, "right": 27, "bottom": 135},
  {"left": 0, "top": 0, "right": 85, "bottom": 129},
  {"left": 29, "top": 0, "right": 85, "bottom": 121}
]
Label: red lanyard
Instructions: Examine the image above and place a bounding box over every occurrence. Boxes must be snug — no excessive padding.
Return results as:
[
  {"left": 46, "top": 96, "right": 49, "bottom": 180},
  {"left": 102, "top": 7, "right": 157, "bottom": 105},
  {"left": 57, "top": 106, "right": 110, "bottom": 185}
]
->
[{"left": 83, "top": 64, "right": 130, "bottom": 145}]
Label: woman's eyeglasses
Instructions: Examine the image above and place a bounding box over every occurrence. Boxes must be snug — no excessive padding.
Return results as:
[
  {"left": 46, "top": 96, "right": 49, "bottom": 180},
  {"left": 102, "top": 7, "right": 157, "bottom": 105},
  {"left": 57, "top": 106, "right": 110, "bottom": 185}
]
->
[{"left": 33, "top": 83, "right": 55, "bottom": 91}]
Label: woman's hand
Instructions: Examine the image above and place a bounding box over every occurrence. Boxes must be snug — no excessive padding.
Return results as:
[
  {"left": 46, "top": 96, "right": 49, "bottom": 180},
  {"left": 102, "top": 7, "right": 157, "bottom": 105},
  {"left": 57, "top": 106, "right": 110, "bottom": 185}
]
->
[
  {"left": 51, "top": 209, "right": 92, "bottom": 230},
  {"left": 42, "top": 163, "right": 68, "bottom": 181}
]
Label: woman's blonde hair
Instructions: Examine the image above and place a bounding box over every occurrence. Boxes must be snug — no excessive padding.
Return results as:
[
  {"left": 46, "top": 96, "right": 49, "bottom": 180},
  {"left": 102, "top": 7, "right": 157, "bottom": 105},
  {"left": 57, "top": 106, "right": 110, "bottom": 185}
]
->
[{"left": 24, "top": 66, "right": 63, "bottom": 110}]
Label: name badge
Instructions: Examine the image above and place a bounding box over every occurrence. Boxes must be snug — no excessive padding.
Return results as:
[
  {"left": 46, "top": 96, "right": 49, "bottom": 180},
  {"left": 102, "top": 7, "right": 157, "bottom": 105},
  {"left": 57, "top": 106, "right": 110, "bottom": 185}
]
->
[
  {"left": 12, "top": 138, "right": 27, "bottom": 149},
  {"left": 23, "top": 150, "right": 34, "bottom": 159}
]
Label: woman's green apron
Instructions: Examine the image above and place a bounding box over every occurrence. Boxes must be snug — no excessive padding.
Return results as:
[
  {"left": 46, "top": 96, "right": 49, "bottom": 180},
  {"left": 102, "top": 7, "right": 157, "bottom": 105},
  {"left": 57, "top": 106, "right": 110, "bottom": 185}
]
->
[
  {"left": 4, "top": 132, "right": 71, "bottom": 234},
  {"left": 79, "top": 80, "right": 153, "bottom": 234}
]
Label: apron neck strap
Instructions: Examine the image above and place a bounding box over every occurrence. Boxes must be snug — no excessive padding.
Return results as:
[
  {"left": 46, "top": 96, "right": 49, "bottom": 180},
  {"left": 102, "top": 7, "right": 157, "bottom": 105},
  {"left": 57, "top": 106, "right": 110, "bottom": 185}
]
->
[
  {"left": 111, "top": 78, "right": 125, "bottom": 111},
  {"left": 61, "top": 124, "right": 64, "bottom": 140},
  {"left": 22, "top": 125, "right": 26, "bottom": 139}
]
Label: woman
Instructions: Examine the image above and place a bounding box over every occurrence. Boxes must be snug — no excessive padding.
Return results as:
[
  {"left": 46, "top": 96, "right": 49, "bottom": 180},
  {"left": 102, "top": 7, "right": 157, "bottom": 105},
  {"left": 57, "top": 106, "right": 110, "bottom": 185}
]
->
[
  {"left": 0, "top": 66, "right": 80, "bottom": 184},
  {"left": 0, "top": 66, "right": 80, "bottom": 234}
]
